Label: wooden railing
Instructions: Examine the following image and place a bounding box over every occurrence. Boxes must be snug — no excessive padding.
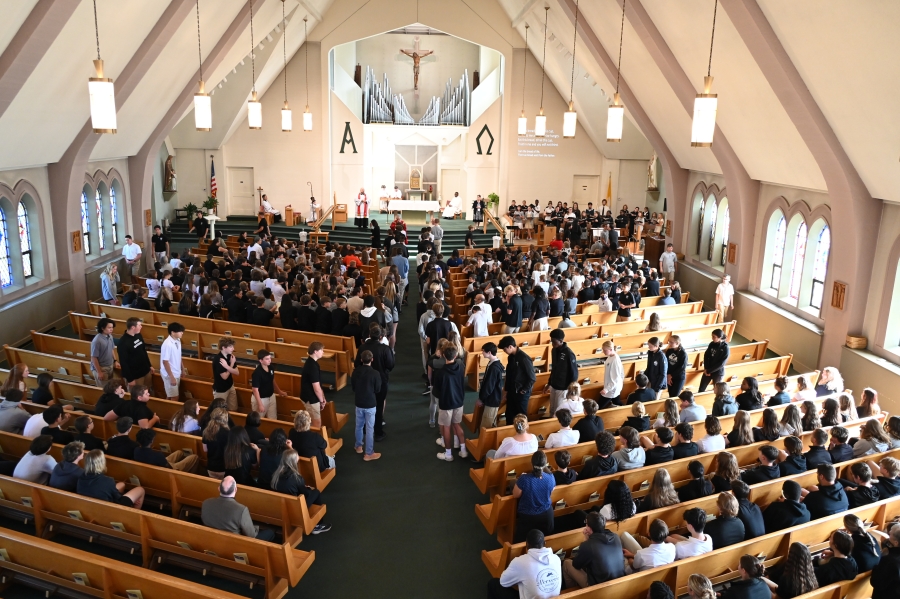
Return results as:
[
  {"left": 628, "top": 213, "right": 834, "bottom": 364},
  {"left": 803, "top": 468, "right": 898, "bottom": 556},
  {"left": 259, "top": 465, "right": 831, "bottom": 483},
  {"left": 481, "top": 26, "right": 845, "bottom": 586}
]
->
[
  {"left": 483, "top": 209, "right": 504, "bottom": 235},
  {"left": 312, "top": 204, "right": 335, "bottom": 231}
]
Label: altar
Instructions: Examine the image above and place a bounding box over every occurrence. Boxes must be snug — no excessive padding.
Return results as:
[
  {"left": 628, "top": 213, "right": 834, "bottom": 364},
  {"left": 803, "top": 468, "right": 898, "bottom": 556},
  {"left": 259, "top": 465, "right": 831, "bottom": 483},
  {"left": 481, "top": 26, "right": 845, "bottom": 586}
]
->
[
  {"left": 387, "top": 199, "right": 440, "bottom": 224},
  {"left": 407, "top": 189, "right": 427, "bottom": 202}
]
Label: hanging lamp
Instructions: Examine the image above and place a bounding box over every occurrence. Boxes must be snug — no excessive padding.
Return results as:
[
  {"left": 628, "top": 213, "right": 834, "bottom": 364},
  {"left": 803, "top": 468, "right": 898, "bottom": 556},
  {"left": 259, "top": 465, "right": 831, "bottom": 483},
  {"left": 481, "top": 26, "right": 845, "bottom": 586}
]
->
[
  {"left": 518, "top": 24, "right": 529, "bottom": 136},
  {"left": 193, "top": 0, "right": 211, "bottom": 131},
  {"left": 607, "top": 0, "right": 626, "bottom": 142},
  {"left": 562, "top": 0, "right": 579, "bottom": 138},
  {"left": 247, "top": 0, "right": 262, "bottom": 129},
  {"left": 280, "top": 0, "right": 292, "bottom": 131},
  {"left": 302, "top": 17, "right": 312, "bottom": 131},
  {"left": 691, "top": 0, "right": 719, "bottom": 147},
  {"left": 88, "top": 0, "right": 116, "bottom": 134},
  {"left": 535, "top": 7, "right": 549, "bottom": 137}
]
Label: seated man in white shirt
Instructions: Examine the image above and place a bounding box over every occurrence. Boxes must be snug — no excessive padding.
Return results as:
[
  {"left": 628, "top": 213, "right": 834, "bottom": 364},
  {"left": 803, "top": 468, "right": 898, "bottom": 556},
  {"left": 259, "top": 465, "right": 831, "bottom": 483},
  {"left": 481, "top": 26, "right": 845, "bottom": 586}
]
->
[
  {"left": 669, "top": 508, "right": 713, "bottom": 560},
  {"left": 260, "top": 194, "right": 281, "bottom": 222},
  {"left": 624, "top": 519, "right": 676, "bottom": 573},
  {"left": 13, "top": 435, "right": 57, "bottom": 484},
  {"left": 247, "top": 238, "right": 263, "bottom": 259},
  {"left": 22, "top": 411, "right": 48, "bottom": 439},
  {"left": 488, "top": 529, "right": 561, "bottom": 599},
  {"left": 441, "top": 194, "right": 461, "bottom": 219},
  {"left": 544, "top": 408, "right": 580, "bottom": 449}
]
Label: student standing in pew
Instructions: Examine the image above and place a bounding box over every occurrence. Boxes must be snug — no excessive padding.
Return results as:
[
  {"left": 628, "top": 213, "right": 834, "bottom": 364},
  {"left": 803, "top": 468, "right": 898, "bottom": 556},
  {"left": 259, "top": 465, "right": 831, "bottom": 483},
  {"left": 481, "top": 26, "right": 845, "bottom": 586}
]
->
[
  {"left": 253, "top": 350, "right": 287, "bottom": 422},
  {"left": 487, "top": 529, "right": 561, "bottom": 599},
  {"left": 13, "top": 435, "right": 57, "bottom": 484},
  {"left": 434, "top": 347, "right": 468, "bottom": 462},
  {"left": 498, "top": 336, "right": 536, "bottom": 425},
  {"left": 78, "top": 449, "right": 146, "bottom": 509},
  {"left": 599, "top": 341, "right": 624, "bottom": 408},
  {"left": 732, "top": 481, "right": 766, "bottom": 538},
  {"left": 698, "top": 329, "right": 729, "bottom": 393},
  {"left": 544, "top": 330, "right": 578, "bottom": 415},
  {"left": 73, "top": 416, "right": 105, "bottom": 451},
  {"left": 664, "top": 335, "right": 688, "bottom": 398},
  {"left": 477, "top": 343, "right": 505, "bottom": 431},
  {"left": 512, "top": 451, "right": 556, "bottom": 544},
  {"left": 212, "top": 338, "right": 239, "bottom": 412},
  {"left": 116, "top": 318, "right": 154, "bottom": 390},
  {"left": 160, "top": 322, "right": 185, "bottom": 401},
  {"left": 201, "top": 476, "right": 275, "bottom": 542},
  {"left": 644, "top": 337, "right": 667, "bottom": 394}
]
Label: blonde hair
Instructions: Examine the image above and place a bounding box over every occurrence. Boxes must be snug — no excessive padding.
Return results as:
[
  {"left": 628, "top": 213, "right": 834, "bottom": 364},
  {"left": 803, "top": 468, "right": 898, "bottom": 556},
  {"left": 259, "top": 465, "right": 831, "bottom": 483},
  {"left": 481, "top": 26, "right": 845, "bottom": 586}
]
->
[
  {"left": 294, "top": 410, "right": 312, "bottom": 432},
  {"left": 83, "top": 449, "right": 107, "bottom": 475},
  {"left": 513, "top": 414, "right": 529, "bottom": 434},
  {"left": 602, "top": 340, "right": 614, "bottom": 352},
  {"left": 566, "top": 382, "right": 581, "bottom": 399},
  {"left": 270, "top": 449, "right": 300, "bottom": 490},
  {"left": 688, "top": 574, "right": 716, "bottom": 599},
  {"left": 717, "top": 492, "right": 739, "bottom": 518},
  {"left": 632, "top": 402, "right": 646, "bottom": 417},
  {"left": 202, "top": 408, "right": 230, "bottom": 441}
]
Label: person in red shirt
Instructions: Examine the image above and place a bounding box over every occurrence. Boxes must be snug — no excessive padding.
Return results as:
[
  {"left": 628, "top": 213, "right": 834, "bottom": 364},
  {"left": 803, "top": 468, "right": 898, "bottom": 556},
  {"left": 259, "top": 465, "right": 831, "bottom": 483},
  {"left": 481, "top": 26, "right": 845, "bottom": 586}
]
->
[
  {"left": 549, "top": 238, "right": 564, "bottom": 251},
  {"left": 343, "top": 252, "right": 361, "bottom": 269},
  {"left": 390, "top": 213, "right": 407, "bottom": 234}
]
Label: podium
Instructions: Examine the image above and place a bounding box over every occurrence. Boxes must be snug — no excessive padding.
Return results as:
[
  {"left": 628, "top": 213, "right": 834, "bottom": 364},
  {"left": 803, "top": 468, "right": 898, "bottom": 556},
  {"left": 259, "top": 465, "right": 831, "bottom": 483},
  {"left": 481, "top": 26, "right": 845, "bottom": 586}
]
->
[
  {"left": 644, "top": 236, "right": 667, "bottom": 266},
  {"left": 334, "top": 204, "right": 348, "bottom": 224},
  {"left": 284, "top": 206, "right": 294, "bottom": 226},
  {"left": 542, "top": 226, "right": 557, "bottom": 246}
]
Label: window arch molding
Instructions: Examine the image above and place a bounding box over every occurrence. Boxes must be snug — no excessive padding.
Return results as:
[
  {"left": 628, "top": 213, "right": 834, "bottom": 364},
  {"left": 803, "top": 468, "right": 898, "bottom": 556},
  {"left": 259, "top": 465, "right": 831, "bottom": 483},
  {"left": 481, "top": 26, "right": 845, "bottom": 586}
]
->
[
  {"left": 873, "top": 232, "right": 900, "bottom": 364},
  {"left": 687, "top": 181, "right": 729, "bottom": 273},
  {"left": 0, "top": 179, "right": 51, "bottom": 304},
  {"left": 83, "top": 168, "right": 127, "bottom": 264}
]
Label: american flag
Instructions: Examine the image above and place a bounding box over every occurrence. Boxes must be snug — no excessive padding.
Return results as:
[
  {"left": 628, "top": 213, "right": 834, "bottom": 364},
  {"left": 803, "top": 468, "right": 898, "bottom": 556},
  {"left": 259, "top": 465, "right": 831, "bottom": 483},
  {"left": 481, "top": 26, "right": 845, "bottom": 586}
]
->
[{"left": 209, "top": 157, "right": 217, "bottom": 198}]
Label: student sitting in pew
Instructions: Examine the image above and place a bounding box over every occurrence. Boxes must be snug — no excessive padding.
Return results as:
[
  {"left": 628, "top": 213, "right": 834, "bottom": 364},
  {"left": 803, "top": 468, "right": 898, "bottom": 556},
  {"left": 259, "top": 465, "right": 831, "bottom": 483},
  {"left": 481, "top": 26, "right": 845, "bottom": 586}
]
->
[
  {"left": 558, "top": 383, "right": 585, "bottom": 415},
  {"left": 688, "top": 574, "right": 716, "bottom": 599},
  {"left": 736, "top": 377, "right": 765, "bottom": 412},
  {"left": 243, "top": 411, "right": 267, "bottom": 446},
  {"left": 776, "top": 436, "right": 807, "bottom": 476},
  {"left": 0, "top": 389, "right": 31, "bottom": 435},
  {"left": 134, "top": 428, "right": 200, "bottom": 473},
  {"left": 712, "top": 381, "right": 737, "bottom": 417},
  {"left": 561, "top": 512, "right": 624, "bottom": 589},
  {"left": 637, "top": 470, "right": 680, "bottom": 514},
  {"left": 766, "top": 376, "right": 792, "bottom": 407},
  {"left": 30, "top": 372, "right": 55, "bottom": 406},
  {"left": 869, "top": 457, "right": 900, "bottom": 499},
  {"left": 201, "top": 476, "right": 275, "bottom": 542},
  {"left": 40, "top": 405, "right": 74, "bottom": 446},
  {"left": 13, "top": 434, "right": 57, "bottom": 484},
  {"left": 853, "top": 419, "right": 892, "bottom": 458},
  {"left": 198, "top": 398, "right": 234, "bottom": 431},
  {"left": 105, "top": 417, "right": 139, "bottom": 460},
  {"left": 552, "top": 450, "right": 577, "bottom": 486},
  {"left": 730, "top": 481, "right": 766, "bottom": 540},
  {"left": 813, "top": 530, "right": 858, "bottom": 586},
  {"left": 778, "top": 405, "right": 803, "bottom": 438},
  {"left": 800, "top": 400, "right": 821, "bottom": 432},
  {"left": 678, "top": 460, "right": 714, "bottom": 502},
  {"left": 169, "top": 399, "right": 200, "bottom": 435},
  {"left": 857, "top": 388, "right": 882, "bottom": 419},
  {"left": 625, "top": 374, "right": 656, "bottom": 406},
  {"left": 104, "top": 385, "right": 159, "bottom": 429},
  {"left": 78, "top": 449, "right": 145, "bottom": 509},
  {"left": 704, "top": 493, "right": 745, "bottom": 549},
  {"left": 802, "top": 428, "right": 833, "bottom": 469},
  {"left": 828, "top": 426, "right": 853, "bottom": 463},
  {"left": 612, "top": 426, "right": 645, "bottom": 470},
  {"left": 886, "top": 418, "right": 900, "bottom": 451},
  {"left": 752, "top": 408, "right": 781, "bottom": 443},
  {"left": 820, "top": 398, "right": 842, "bottom": 427},
  {"left": 258, "top": 428, "right": 289, "bottom": 489},
  {"left": 712, "top": 452, "right": 741, "bottom": 492},
  {"left": 623, "top": 519, "right": 675, "bottom": 573},
  {"left": 802, "top": 464, "right": 850, "bottom": 519},
  {"left": 672, "top": 422, "right": 700, "bottom": 459},
  {"left": 740, "top": 445, "right": 782, "bottom": 485},
  {"left": 679, "top": 391, "right": 707, "bottom": 423},
  {"left": 487, "top": 529, "right": 561, "bottom": 599},
  {"left": 761, "top": 542, "right": 817, "bottom": 599},
  {"left": 726, "top": 410, "right": 754, "bottom": 448},
  {"left": 291, "top": 410, "right": 334, "bottom": 472},
  {"left": 579, "top": 432, "right": 618, "bottom": 479},
  {"left": 762, "top": 480, "right": 810, "bottom": 534},
  {"left": 652, "top": 398, "right": 679, "bottom": 429},
  {"left": 698, "top": 416, "right": 726, "bottom": 454},
  {"left": 544, "top": 409, "right": 580, "bottom": 449},
  {"left": 572, "top": 400, "right": 602, "bottom": 442},
  {"left": 73, "top": 416, "right": 104, "bottom": 452},
  {"left": 843, "top": 514, "right": 882, "bottom": 573},
  {"left": 224, "top": 427, "right": 260, "bottom": 486},
  {"left": 641, "top": 427, "right": 675, "bottom": 466},
  {"left": 93, "top": 378, "right": 126, "bottom": 418},
  {"left": 622, "top": 402, "right": 651, "bottom": 433},
  {"left": 490, "top": 415, "right": 539, "bottom": 460},
  {"left": 271, "top": 449, "right": 331, "bottom": 534},
  {"left": 596, "top": 479, "right": 635, "bottom": 522},
  {"left": 720, "top": 555, "right": 771, "bottom": 599},
  {"left": 49, "top": 441, "right": 85, "bottom": 492},
  {"left": 668, "top": 507, "right": 712, "bottom": 560},
  {"left": 840, "top": 462, "right": 881, "bottom": 508}
]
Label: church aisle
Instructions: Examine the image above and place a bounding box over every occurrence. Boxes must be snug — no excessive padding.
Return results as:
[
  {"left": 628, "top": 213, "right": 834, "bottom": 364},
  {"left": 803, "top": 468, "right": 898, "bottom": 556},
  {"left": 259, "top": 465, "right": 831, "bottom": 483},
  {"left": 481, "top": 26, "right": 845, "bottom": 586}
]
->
[{"left": 292, "top": 273, "right": 495, "bottom": 598}]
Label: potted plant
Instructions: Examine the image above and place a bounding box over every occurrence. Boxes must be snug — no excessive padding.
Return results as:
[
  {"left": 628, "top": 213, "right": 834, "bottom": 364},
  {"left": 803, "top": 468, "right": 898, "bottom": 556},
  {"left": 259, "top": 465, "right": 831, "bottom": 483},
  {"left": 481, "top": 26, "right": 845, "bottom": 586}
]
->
[
  {"left": 487, "top": 193, "right": 500, "bottom": 216},
  {"left": 202, "top": 196, "right": 218, "bottom": 215},
  {"left": 183, "top": 202, "right": 199, "bottom": 219}
]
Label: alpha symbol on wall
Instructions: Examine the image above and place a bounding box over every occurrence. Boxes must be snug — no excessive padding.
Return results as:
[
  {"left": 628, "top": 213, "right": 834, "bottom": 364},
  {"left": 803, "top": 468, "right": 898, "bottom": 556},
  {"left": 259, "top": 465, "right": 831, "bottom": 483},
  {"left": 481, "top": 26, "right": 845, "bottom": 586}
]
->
[
  {"left": 340, "top": 122, "right": 357, "bottom": 154},
  {"left": 475, "top": 124, "right": 494, "bottom": 155}
]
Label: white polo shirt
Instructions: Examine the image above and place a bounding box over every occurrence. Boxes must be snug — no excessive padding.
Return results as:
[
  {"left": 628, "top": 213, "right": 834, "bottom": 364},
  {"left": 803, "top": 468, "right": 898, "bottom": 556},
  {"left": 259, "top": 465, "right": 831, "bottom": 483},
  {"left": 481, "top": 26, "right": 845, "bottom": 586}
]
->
[
  {"left": 122, "top": 243, "right": 141, "bottom": 261},
  {"left": 632, "top": 542, "right": 677, "bottom": 571},
  {"left": 716, "top": 282, "right": 735, "bottom": 308},
  {"left": 543, "top": 428, "right": 580, "bottom": 449},
  {"left": 160, "top": 336, "right": 182, "bottom": 379},
  {"left": 466, "top": 308, "right": 491, "bottom": 338},
  {"left": 675, "top": 534, "right": 713, "bottom": 560}
]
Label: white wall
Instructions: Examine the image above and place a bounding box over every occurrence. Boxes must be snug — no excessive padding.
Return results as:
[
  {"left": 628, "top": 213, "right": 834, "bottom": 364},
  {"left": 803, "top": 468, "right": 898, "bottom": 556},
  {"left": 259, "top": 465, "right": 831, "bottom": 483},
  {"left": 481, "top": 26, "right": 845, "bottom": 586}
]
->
[{"left": 0, "top": 165, "right": 57, "bottom": 283}]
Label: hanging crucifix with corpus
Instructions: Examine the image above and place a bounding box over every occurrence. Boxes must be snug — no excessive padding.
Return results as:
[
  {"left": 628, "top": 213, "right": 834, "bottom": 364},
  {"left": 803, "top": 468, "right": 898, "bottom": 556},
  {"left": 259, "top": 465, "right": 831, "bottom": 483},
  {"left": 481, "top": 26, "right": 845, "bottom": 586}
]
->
[{"left": 399, "top": 36, "right": 434, "bottom": 94}]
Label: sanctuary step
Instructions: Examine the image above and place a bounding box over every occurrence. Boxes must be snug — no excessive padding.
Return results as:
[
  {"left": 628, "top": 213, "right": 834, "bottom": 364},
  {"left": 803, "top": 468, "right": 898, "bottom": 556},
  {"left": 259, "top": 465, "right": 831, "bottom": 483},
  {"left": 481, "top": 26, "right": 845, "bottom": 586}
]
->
[{"left": 167, "top": 215, "right": 498, "bottom": 252}]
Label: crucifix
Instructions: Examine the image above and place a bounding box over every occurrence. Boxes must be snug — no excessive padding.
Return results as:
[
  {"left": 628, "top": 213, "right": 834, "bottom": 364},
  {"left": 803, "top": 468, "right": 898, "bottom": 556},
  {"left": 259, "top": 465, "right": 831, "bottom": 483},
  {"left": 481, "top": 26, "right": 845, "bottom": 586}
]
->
[{"left": 399, "top": 36, "right": 434, "bottom": 95}]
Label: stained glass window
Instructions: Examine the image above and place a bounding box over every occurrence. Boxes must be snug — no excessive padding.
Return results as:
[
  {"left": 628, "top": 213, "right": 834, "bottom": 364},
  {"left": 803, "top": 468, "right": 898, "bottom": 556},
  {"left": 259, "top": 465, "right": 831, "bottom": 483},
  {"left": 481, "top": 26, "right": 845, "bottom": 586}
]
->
[
  {"left": 95, "top": 189, "right": 105, "bottom": 251},
  {"left": 80, "top": 191, "right": 90, "bottom": 254},
  {"left": 706, "top": 200, "right": 718, "bottom": 262},
  {"left": 720, "top": 207, "right": 730, "bottom": 267},
  {"left": 0, "top": 208, "right": 11, "bottom": 288},
  {"left": 17, "top": 203, "right": 32, "bottom": 278},
  {"left": 696, "top": 198, "right": 705, "bottom": 255},
  {"left": 110, "top": 187, "right": 118, "bottom": 245},
  {"left": 789, "top": 222, "right": 808, "bottom": 301},
  {"left": 769, "top": 215, "right": 786, "bottom": 292},
  {"left": 810, "top": 225, "right": 831, "bottom": 310}
]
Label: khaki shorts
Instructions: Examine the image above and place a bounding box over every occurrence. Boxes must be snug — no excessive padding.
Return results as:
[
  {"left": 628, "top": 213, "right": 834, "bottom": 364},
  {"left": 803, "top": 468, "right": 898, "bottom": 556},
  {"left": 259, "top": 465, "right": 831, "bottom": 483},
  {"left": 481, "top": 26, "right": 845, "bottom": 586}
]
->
[
  {"left": 306, "top": 399, "right": 322, "bottom": 422},
  {"left": 163, "top": 377, "right": 180, "bottom": 398},
  {"left": 213, "top": 387, "right": 238, "bottom": 412},
  {"left": 438, "top": 407, "right": 463, "bottom": 426}
]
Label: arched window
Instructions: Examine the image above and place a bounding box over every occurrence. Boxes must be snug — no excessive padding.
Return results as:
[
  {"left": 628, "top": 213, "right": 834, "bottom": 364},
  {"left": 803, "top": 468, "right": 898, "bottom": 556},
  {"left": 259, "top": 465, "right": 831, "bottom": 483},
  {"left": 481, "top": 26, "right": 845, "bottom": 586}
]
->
[
  {"left": 696, "top": 197, "right": 705, "bottom": 255},
  {"left": 720, "top": 207, "right": 730, "bottom": 267},
  {"left": 788, "top": 222, "right": 808, "bottom": 301},
  {"left": 17, "top": 203, "right": 32, "bottom": 278},
  {"left": 706, "top": 200, "right": 719, "bottom": 262},
  {"left": 80, "top": 191, "right": 90, "bottom": 254},
  {"left": 0, "top": 208, "right": 11, "bottom": 288},
  {"left": 95, "top": 189, "right": 105, "bottom": 251},
  {"left": 769, "top": 215, "right": 787, "bottom": 292},
  {"left": 110, "top": 187, "right": 118, "bottom": 245},
  {"left": 810, "top": 225, "right": 830, "bottom": 310}
]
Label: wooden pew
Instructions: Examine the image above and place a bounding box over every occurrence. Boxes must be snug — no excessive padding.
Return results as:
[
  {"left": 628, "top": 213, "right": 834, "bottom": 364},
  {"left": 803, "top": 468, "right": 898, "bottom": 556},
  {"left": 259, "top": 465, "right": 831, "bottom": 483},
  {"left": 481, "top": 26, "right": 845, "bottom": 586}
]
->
[
  {"left": 28, "top": 331, "right": 348, "bottom": 432},
  {"left": 0, "top": 474, "right": 314, "bottom": 599},
  {"left": 0, "top": 430, "right": 325, "bottom": 546},
  {"left": 0, "top": 527, "right": 249, "bottom": 599}
]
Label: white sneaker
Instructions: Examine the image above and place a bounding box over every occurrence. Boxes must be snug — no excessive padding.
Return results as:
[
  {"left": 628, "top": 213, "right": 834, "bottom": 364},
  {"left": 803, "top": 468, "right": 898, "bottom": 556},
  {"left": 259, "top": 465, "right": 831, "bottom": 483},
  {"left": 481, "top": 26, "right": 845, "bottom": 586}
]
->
[
  {"left": 437, "top": 452, "right": 454, "bottom": 461},
  {"left": 459, "top": 447, "right": 469, "bottom": 459},
  {"left": 436, "top": 437, "right": 460, "bottom": 448}
]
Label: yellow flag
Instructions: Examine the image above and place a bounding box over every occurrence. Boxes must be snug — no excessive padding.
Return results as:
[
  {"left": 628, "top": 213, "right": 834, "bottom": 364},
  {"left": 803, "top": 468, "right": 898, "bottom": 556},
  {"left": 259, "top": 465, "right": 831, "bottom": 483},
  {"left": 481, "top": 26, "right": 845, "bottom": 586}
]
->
[{"left": 605, "top": 172, "right": 612, "bottom": 201}]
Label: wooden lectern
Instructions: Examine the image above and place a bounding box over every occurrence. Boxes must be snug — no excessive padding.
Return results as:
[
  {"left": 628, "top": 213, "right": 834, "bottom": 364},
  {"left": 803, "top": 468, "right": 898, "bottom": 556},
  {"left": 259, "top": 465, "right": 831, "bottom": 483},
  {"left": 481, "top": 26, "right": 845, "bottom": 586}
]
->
[{"left": 542, "top": 226, "right": 556, "bottom": 245}]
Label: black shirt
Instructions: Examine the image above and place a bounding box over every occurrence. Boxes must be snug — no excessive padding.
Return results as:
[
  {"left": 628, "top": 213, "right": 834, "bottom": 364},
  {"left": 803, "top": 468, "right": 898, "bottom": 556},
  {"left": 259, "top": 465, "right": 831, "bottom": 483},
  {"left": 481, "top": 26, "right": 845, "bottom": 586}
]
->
[
  {"left": 741, "top": 463, "right": 781, "bottom": 485},
  {"left": 617, "top": 292, "right": 634, "bottom": 317},
  {"left": 134, "top": 447, "right": 171, "bottom": 468},
  {"left": 75, "top": 432, "right": 105, "bottom": 452},
  {"left": 49, "top": 461, "right": 83, "bottom": 492},
  {"left": 778, "top": 454, "right": 808, "bottom": 476},
  {"left": 203, "top": 428, "right": 230, "bottom": 472},
  {"left": 117, "top": 332, "right": 152, "bottom": 382},
  {"left": 252, "top": 363, "right": 276, "bottom": 398},
  {"left": 251, "top": 308, "right": 275, "bottom": 326},
  {"left": 804, "top": 483, "right": 849, "bottom": 519},
  {"left": 350, "top": 365, "right": 381, "bottom": 409},
  {"left": 706, "top": 515, "right": 745, "bottom": 549},
  {"left": 225, "top": 446, "right": 257, "bottom": 486},
  {"left": 738, "top": 499, "right": 766, "bottom": 539},
  {"left": 112, "top": 400, "right": 154, "bottom": 426},
  {"left": 151, "top": 233, "right": 168, "bottom": 252},
  {"left": 289, "top": 430, "right": 329, "bottom": 472},
  {"left": 31, "top": 387, "right": 53, "bottom": 406},
  {"left": 553, "top": 469, "right": 578, "bottom": 486},
  {"left": 644, "top": 446, "right": 674, "bottom": 466},
  {"left": 574, "top": 415, "right": 604, "bottom": 443},
  {"left": 721, "top": 578, "right": 771, "bottom": 599},
  {"left": 106, "top": 435, "right": 139, "bottom": 460},
  {"left": 803, "top": 446, "right": 833, "bottom": 469},
  {"left": 580, "top": 455, "right": 618, "bottom": 479},
  {"left": 212, "top": 352, "right": 235, "bottom": 393},
  {"left": 846, "top": 485, "right": 880, "bottom": 508},
  {"left": 673, "top": 442, "right": 700, "bottom": 459},
  {"left": 678, "top": 478, "right": 714, "bottom": 502},
  {"left": 815, "top": 556, "right": 858, "bottom": 587},
  {"left": 850, "top": 531, "right": 881, "bottom": 573},
  {"left": 762, "top": 499, "right": 810, "bottom": 533},
  {"left": 40, "top": 426, "right": 74, "bottom": 446},
  {"left": 712, "top": 474, "right": 734, "bottom": 493},
  {"left": 503, "top": 295, "right": 523, "bottom": 328},
  {"left": 300, "top": 359, "right": 321, "bottom": 406},
  {"left": 874, "top": 476, "right": 900, "bottom": 499},
  {"left": 192, "top": 217, "right": 209, "bottom": 238},
  {"left": 829, "top": 443, "right": 853, "bottom": 464}
]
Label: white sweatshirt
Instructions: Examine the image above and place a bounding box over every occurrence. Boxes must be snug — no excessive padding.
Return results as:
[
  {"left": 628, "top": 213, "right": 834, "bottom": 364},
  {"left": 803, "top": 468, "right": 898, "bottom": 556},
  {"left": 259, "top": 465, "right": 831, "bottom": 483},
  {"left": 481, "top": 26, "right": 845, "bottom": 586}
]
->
[{"left": 498, "top": 547, "right": 562, "bottom": 599}]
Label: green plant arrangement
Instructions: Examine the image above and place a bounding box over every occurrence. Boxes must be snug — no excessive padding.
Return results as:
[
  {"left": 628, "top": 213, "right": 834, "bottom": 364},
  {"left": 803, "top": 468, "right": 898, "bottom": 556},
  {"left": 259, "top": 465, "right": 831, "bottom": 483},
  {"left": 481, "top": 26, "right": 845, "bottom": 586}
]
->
[
  {"left": 183, "top": 202, "right": 199, "bottom": 218},
  {"left": 487, "top": 193, "right": 500, "bottom": 215},
  {"left": 202, "top": 195, "right": 219, "bottom": 214}
]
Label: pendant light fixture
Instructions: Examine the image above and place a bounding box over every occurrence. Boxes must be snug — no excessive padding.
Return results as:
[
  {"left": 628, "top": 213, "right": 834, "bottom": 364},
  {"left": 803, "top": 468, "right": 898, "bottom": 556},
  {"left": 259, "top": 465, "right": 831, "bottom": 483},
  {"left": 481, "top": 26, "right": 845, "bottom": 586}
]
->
[
  {"left": 691, "top": 0, "right": 719, "bottom": 147},
  {"left": 193, "top": 0, "right": 211, "bottom": 131},
  {"left": 607, "top": 0, "right": 626, "bottom": 142},
  {"left": 534, "top": 7, "right": 549, "bottom": 138},
  {"left": 562, "top": 0, "right": 579, "bottom": 138},
  {"left": 88, "top": 0, "right": 116, "bottom": 134},
  {"left": 247, "top": 0, "right": 262, "bottom": 130},
  {"left": 280, "top": 0, "right": 292, "bottom": 131},
  {"left": 302, "top": 17, "right": 312, "bottom": 131},
  {"left": 517, "top": 24, "right": 529, "bottom": 136}
]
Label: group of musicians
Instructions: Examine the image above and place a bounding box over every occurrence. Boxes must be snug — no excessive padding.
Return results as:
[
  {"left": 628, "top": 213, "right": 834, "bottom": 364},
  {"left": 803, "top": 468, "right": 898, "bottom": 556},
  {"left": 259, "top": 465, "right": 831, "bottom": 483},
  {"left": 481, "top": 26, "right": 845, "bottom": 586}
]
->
[{"left": 494, "top": 200, "right": 664, "bottom": 243}]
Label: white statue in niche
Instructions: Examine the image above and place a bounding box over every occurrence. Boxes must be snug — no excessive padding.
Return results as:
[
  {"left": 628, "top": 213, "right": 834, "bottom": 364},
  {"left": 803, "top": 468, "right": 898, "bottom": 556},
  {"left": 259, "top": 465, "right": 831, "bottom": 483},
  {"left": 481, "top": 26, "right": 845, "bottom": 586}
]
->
[{"left": 647, "top": 152, "right": 658, "bottom": 191}]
